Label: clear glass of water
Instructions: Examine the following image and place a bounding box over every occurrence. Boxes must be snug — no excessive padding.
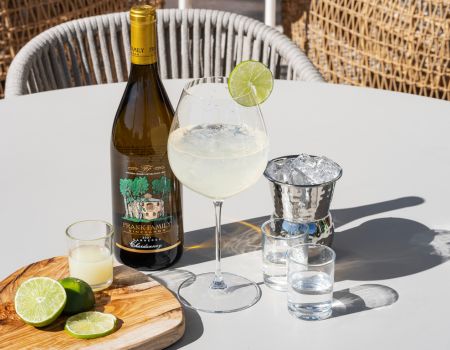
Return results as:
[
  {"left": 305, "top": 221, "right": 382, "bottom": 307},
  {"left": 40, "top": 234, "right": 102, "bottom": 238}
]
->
[
  {"left": 168, "top": 77, "right": 269, "bottom": 313},
  {"left": 261, "top": 219, "right": 308, "bottom": 291},
  {"left": 66, "top": 220, "right": 114, "bottom": 291},
  {"left": 287, "top": 243, "right": 335, "bottom": 320}
]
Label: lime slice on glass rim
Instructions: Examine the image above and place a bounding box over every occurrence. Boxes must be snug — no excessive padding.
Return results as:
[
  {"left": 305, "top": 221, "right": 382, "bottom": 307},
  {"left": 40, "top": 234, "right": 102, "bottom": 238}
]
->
[
  {"left": 65, "top": 311, "right": 117, "bottom": 339},
  {"left": 228, "top": 60, "right": 274, "bottom": 107},
  {"left": 14, "top": 277, "right": 67, "bottom": 327}
]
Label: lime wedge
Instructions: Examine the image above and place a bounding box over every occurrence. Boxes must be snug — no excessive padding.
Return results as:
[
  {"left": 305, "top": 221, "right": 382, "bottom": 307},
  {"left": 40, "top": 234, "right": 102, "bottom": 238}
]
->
[
  {"left": 65, "top": 311, "right": 117, "bottom": 339},
  {"left": 228, "top": 60, "right": 274, "bottom": 107},
  {"left": 14, "top": 277, "right": 67, "bottom": 327}
]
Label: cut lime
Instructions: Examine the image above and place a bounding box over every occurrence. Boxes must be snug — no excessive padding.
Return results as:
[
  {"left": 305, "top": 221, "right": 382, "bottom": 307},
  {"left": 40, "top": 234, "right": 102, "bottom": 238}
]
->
[
  {"left": 65, "top": 311, "right": 117, "bottom": 339},
  {"left": 228, "top": 60, "right": 274, "bottom": 107},
  {"left": 14, "top": 277, "right": 67, "bottom": 327},
  {"left": 59, "top": 277, "right": 95, "bottom": 315}
]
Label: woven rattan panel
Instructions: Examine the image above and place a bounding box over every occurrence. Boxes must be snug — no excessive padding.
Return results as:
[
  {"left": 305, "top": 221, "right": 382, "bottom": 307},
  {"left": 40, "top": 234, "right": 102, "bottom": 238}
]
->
[
  {"left": 0, "top": 3, "right": 7, "bottom": 97},
  {"left": 283, "top": 0, "right": 450, "bottom": 101},
  {"left": 0, "top": 0, "right": 164, "bottom": 98}
]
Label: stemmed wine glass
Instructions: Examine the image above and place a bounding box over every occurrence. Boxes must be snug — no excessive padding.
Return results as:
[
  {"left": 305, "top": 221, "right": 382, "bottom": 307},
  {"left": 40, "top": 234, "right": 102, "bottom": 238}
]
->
[{"left": 168, "top": 77, "right": 269, "bottom": 313}]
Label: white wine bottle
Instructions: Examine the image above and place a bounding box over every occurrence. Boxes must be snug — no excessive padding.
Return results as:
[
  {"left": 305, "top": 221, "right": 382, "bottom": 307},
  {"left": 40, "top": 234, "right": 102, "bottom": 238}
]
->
[{"left": 110, "top": 5, "right": 183, "bottom": 270}]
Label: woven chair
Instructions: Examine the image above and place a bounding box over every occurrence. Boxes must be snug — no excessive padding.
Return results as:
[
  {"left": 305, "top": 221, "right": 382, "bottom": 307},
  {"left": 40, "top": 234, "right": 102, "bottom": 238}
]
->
[
  {"left": 4, "top": 9, "right": 324, "bottom": 97},
  {"left": 282, "top": 0, "right": 450, "bottom": 101},
  {"left": 0, "top": 1, "right": 165, "bottom": 98}
]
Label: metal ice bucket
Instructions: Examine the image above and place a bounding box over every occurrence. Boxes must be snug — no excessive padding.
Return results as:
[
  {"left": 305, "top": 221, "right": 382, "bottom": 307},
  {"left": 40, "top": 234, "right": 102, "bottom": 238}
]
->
[{"left": 264, "top": 155, "right": 342, "bottom": 246}]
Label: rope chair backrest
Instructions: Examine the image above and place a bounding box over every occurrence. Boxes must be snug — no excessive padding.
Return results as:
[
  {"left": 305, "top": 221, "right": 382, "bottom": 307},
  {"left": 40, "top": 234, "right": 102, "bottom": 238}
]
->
[
  {"left": 5, "top": 9, "right": 323, "bottom": 97},
  {"left": 0, "top": 0, "right": 164, "bottom": 98}
]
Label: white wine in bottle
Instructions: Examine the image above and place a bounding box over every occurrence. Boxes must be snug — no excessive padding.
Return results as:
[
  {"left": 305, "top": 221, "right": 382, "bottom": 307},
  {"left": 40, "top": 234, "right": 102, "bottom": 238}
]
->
[{"left": 110, "top": 5, "right": 183, "bottom": 270}]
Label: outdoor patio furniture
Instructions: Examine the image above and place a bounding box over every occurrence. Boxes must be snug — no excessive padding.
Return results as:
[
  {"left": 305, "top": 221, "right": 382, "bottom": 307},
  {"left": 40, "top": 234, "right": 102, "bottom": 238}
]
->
[
  {"left": 282, "top": 0, "right": 450, "bottom": 100},
  {"left": 4, "top": 9, "right": 323, "bottom": 98},
  {"left": 0, "top": 0, "right": 165, "bottom": 98}
]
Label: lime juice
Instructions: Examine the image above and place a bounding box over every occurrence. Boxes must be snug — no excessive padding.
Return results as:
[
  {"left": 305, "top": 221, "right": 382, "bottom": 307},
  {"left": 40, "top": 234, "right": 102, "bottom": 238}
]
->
[{"left": 69, "top": 246, "right": 113, "bottom": 291}]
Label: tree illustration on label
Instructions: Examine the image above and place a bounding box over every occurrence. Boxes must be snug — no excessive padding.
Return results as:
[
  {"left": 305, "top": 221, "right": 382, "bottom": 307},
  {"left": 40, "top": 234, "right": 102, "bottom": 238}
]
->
[
  {"left": 119, "top": 179, "right": 133, "bottom": 217},
  {"left": 132, "top": 176, "right": 149, "bottom": 198},
  {"left": 152, "top": 176, "right": 172, "bottom": 201},
  {"left": 120, "top": 176, "right": 169, "bottom": 223}
]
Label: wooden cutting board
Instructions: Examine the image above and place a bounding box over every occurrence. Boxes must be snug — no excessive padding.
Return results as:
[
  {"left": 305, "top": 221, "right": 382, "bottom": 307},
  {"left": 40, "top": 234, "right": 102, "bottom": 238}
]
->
[{"left": 0, "top": 257, "right": 185, "bottom": 350}]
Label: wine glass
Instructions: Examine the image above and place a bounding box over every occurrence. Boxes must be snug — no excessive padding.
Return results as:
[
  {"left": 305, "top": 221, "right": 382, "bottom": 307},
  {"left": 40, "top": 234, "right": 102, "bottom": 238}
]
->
[{"left": 168, "top": 77, "right": 269, "bottom": 313}]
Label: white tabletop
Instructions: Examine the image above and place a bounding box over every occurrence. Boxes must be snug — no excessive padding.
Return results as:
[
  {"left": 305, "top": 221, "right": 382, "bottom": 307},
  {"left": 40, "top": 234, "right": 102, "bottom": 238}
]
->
[{"left": 1, "top": 80, "right": 450, "bottom": 349}]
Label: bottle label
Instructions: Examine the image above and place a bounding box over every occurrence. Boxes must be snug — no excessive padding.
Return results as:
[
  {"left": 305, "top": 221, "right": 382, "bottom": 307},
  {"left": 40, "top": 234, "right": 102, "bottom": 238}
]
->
[{"left": 116, "top": 160, "right": 181, "bottom": 253}]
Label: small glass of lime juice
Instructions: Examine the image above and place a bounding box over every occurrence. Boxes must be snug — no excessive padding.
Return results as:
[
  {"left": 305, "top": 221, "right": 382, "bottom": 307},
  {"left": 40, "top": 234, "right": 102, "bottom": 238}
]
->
[{"left": 66, "top": 220, "right": 114, "bottom": 291}]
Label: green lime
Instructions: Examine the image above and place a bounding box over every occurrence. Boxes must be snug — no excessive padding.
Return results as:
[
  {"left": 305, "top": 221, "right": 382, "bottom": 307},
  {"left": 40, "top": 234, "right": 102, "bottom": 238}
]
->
[
  {"left": 14, "top": 277, "right": 67, "bottom": 327},
  {"left": 65, "top": 311, "right": 117, "bottom": 339},
  {"left": 228, "top": 60, "right": 274, "bottom": 107},
  {"left": 59, "top": 277, "right": 95, "bottom": 315}
]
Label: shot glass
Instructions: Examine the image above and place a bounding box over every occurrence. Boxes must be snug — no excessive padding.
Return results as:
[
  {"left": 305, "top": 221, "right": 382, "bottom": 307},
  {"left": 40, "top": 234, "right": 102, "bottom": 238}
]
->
[
  {"left": 287, "top": 243, "right": 335, "bottom": 320},
  {"left": 261, "top": 218, "right": 308, "bottom": 291},
  {"left": 66, "top": 220, "right": 114, "bottom": 291}
]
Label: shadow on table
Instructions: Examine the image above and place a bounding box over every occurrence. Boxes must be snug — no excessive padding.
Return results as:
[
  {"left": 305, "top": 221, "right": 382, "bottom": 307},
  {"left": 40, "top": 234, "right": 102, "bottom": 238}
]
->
[
  {"left": 332, "top": 284, "right": 399, "bottom": 318},
  {"left": 173, "top": 216, "right": 268, "bottom": 269},
  {"left": 333, "top": 197, "right": 450, "bottom": 281},
  {"left": 332, "top": 196, "right": 425, "bottom": 228},
  {"left": 333, "top": 217, "right": 450, "bottom": 281},
  {"left": 166, "top": 306, "right": 204, "bottom": 350},
  {"left": 176, "top": 196, "right": 450, "bottom": 283},
  {"left": 148, "top": 269, "right": 204, "bottom": 349},
  {"left": 162, "top": 196, "right": 450, "bottom": 343}
]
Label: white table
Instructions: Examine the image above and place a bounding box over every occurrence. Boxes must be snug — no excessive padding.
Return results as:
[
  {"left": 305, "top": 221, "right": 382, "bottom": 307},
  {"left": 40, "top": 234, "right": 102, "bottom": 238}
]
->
[{"left": 1, "top": 81, "right": 450, "bottom": 349}]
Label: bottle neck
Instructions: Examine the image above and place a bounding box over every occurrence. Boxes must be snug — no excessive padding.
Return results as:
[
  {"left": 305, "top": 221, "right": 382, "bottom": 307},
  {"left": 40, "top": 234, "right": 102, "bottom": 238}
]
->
[
  {"left": 130, "top": 17, "right": 157, "bottom": 66},
  {"left": 129, "top": 62, "right": 159, "bottom": 79}
]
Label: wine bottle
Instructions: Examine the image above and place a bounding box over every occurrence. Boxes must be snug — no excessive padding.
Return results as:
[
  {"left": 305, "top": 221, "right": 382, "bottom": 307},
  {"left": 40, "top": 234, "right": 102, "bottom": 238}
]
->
[{"left": 110, "top": 5, "right": 183, "bottom": 270}]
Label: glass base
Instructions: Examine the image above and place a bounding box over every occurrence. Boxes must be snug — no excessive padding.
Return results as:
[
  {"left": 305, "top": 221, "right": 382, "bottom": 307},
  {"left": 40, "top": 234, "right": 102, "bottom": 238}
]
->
[
  {"left": 177, "top": 272, "right": 261, "bottom": 313},
  {"left": 263, "top": 274, "right": 287, "bottom": 292},
  {"left": 90, "top": 278, "right": 113, "bottom": 292},
  {"left": 288, "top": 302, "right": 332, "bottom": 321}
]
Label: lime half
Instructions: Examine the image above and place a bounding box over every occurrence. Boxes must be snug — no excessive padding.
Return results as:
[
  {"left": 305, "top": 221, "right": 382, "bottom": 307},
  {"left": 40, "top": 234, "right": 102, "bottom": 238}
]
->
[
  {"left": 228, "top": 60, "right": 274, "bottom": 107},
  {"left": 65, "top": 311, "right": 117, "bottom": 339},
  {"left": 59, "top": 277, "right": 95, "bottom": 315},
  {"left": 14, "top": 277, "right": 67, "bottom": 327}
]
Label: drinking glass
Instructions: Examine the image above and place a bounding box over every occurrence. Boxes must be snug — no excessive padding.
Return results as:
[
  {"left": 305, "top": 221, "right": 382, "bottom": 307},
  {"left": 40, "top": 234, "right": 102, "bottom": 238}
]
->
[
  {"left": 261, "top": 219, "right": 308, "bottom": 291},
  {"left": 168, "top": 77, "right": 269, "bottom": 313},
  {"left": 287, "top": 243, "right": 335, "bottom": 320},
  {"left": 66, "top": 220, "right": 114, "bottom": 291}
]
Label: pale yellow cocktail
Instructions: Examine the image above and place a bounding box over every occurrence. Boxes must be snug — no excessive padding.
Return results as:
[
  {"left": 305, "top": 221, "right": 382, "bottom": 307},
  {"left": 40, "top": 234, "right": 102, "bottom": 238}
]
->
[{"left": 69, "top": 245, "right": 113, "bottom": 291}]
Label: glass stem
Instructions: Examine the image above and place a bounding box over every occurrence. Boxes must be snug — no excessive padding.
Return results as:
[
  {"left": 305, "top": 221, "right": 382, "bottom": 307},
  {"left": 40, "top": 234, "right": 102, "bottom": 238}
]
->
[{"left": 211, "top": 200, "right": 227, "bottom": 289}]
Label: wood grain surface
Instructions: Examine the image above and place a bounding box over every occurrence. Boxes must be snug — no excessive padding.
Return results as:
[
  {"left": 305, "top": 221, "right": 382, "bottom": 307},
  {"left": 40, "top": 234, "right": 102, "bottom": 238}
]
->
[{"left": 0, "top": 257, "right": 185, "bottom": 349}]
